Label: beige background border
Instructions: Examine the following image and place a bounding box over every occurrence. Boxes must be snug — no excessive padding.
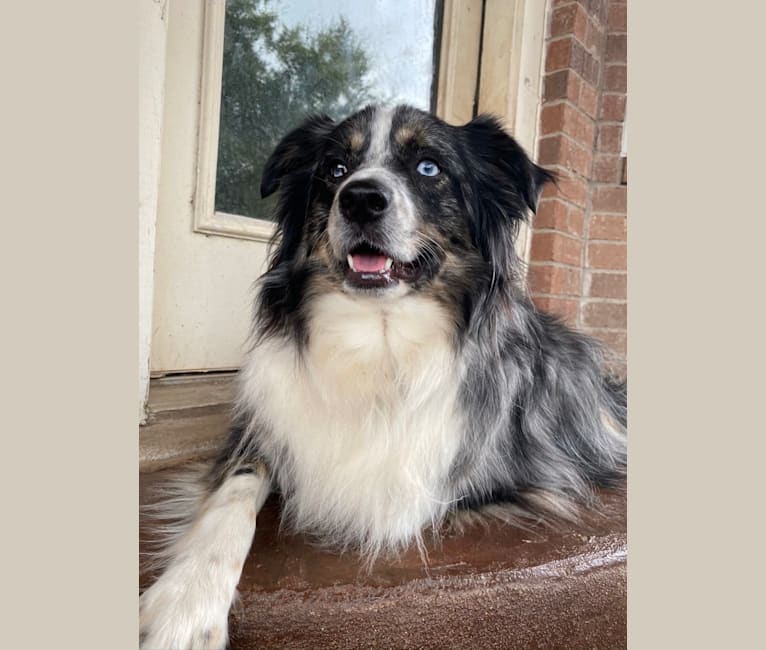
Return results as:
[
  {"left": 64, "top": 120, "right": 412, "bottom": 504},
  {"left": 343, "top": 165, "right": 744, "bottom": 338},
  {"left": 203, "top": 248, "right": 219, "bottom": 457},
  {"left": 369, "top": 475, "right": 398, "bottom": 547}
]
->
[
  {"left": 2, "top": 1, "right": 765, "bottom": 648},
  {"left": 628, "top": 2, "right": 765, "bottom": 647},
  {"left": 2, "top": 1, "right": 136, "bottom": 648}
]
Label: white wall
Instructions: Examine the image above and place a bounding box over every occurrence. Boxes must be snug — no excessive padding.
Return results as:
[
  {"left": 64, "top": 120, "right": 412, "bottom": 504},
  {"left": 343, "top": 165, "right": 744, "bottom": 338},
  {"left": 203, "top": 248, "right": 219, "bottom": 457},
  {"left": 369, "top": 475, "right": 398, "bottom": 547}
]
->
[{"left": 139, "top": 0, "right": 169, "bottom": 423}]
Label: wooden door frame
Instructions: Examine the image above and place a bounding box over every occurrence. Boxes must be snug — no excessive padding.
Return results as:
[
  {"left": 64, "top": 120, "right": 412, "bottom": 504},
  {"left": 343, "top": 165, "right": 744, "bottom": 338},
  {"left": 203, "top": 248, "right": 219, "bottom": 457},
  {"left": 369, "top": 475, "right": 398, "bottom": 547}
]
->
[
  {"left": 478, "top": 0, "right": 549, "bottom": 264},
  {"left": 437, "top": 0, "right": 549, "bottom": 265}
]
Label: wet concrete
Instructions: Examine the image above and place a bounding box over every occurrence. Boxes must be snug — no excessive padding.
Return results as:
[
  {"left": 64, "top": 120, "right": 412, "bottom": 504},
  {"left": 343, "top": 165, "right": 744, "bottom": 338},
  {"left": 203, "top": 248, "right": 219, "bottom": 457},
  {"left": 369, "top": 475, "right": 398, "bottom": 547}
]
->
[{"left": 141, "top": 471, "right": 626, "bottom": 649}]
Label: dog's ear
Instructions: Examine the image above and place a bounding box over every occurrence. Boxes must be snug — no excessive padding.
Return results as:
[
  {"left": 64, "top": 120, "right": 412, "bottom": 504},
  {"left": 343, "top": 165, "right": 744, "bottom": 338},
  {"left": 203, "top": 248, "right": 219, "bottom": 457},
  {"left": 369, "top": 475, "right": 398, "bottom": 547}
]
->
[
  {"left": 260, "top": 114, "right": 336, "bottom": 199},
  {"left": 461, "top": 115, "right": 554, "bottom": 288},
  {"left": 260, "top": 114, "right": 335, "bottom": 272},
  {"left": 462, "top": 115, "right": 553, "bottom": 215}
]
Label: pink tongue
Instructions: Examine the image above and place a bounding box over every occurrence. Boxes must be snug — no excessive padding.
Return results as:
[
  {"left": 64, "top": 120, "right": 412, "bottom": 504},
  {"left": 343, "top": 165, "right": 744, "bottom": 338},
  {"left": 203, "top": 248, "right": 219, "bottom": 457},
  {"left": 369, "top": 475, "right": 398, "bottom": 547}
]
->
[{"left": 352, "top": 254, "right": 388, "bottom": 273}]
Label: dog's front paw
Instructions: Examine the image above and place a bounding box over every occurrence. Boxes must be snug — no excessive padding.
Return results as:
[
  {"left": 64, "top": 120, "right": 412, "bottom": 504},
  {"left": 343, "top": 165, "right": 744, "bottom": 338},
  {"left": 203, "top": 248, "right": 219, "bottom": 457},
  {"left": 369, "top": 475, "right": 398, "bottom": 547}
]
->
[
  {"left": 139, "top": 577, "right": 229, "bottom": 650},
  {"left": 140, "top": 625, "right": 227, "bottom": 650}
]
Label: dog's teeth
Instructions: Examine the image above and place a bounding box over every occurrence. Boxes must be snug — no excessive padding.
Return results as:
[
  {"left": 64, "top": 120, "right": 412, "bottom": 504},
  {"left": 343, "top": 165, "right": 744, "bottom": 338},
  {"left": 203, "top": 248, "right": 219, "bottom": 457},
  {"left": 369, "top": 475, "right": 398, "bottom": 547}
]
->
[
  {"left": 347, "top": 254, "right": 356, "bottom": 271},
  {"left": 384, "top": 258, "right": 393, "bottom": 271}
]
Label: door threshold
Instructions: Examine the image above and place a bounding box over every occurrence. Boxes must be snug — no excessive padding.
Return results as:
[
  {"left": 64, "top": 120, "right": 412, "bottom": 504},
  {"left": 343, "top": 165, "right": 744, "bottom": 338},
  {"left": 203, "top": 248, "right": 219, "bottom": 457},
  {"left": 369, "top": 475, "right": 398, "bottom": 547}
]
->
[{"left": 140, "top": 373, "right": 237, "bottom": 473}]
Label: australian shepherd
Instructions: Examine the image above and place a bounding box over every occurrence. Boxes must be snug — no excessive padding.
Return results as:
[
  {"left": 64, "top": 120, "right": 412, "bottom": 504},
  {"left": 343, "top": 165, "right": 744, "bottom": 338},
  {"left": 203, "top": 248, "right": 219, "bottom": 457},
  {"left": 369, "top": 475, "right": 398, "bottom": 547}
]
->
[{"left": 139, "top": 105, "right": 627, "bottom": 649}]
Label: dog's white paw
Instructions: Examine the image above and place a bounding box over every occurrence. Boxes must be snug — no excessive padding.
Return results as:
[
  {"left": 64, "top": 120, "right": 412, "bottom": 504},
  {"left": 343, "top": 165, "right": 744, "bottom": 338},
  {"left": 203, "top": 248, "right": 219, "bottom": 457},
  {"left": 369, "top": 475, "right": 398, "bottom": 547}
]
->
[
  {"left": 139, "top": 576, "right": 229, "bottom": 650},
  {"left": 140, "top": 625, "right": 227, "bottom": 650}
]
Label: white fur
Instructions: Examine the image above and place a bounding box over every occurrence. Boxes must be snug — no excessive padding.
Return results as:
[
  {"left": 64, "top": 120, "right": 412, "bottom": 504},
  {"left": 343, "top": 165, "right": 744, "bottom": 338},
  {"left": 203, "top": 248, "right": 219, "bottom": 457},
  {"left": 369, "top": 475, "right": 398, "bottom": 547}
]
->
[
  {"left": 365, "top": 105, "right": 394, "bottom": 166},
  {"left": 139, "top": 473, "right": 270, "bottom": 650},
  {"left": 239, "top": 291, "right": 465, "bottom": 557}
]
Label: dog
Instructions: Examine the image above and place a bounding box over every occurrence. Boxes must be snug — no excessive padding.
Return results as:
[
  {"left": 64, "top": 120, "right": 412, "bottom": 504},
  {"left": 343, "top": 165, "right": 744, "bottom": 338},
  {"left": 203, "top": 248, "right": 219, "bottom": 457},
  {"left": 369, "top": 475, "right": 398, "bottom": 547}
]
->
[{"left": 139, "top": 104, "right": 627, "bottom": 649}]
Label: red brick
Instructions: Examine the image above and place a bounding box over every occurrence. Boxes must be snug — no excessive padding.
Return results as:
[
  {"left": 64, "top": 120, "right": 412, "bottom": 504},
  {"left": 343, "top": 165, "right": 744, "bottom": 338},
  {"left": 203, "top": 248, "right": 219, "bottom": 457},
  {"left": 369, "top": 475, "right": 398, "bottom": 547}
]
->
[
  {"left": 582, "top": 301, "right": 626, "bottom": 329},
  {"left": 538, "top": 135, "right": 563, "bottom": 165},
  {"left": 584, "top": 14, "right": 604, "bottom": 54},
  {"left": 572, "top": 37, "right": 600, "bottom": 86},
  {"left": 567, "top": 103, "right": 596, "bottom": 144},
  {"left": 592, "top": 154, "right": 622, "bottom": 183},
  {"left": 589, "top": 0, "right": 609, "bottom": 25},
  {"left": 546, "top": 38, "right": 574, "bottom": 72},
  {"left": 568, "top": 205, "right": 586, "bottom": 235},
  {"left": 592, "top": 186, "right": 626, "bottom": 212},
  {"left": 587, "top": 242, "right": 627, "bottom": 270},
  {"left": 590, "top": 214, "right": 626, "bottom": 241},
  {"left": 621, "top": 157, "right": 628, "bottom": 184},
  {"left": 539, "top": 135, "right": 592, "bottom": 177},
  {"left": 606, "top": 34, "right": 627, "bottom": 63},
  {"left": 530, "top": 231, "right": 583, "bottom": 266},
  {"left": 599, "top": 93, "right": 626, "bottom": 121},
  {"left": 534, "top": 199, "right": 585, "bottom": 236},
  {"left": 532, "top": 296, "right": 579, "bottom": 325},
  {"left": 571, "top": 39, "right": 588, "bottom": 74},
  {"left": 578, "top": 82, "right": 598, "bottom": 118},
  {"left": 541, "top": 170, "right": 589, "bottom": 208},
  {"left": 550, "top": 4, "right": 577, "bottom": 37},
  {"left": 543, "top": 72, "right": 566, "bottom": 102},
  {"left": 540, "top": 103, "right": 564, "bottom": 136},
  {"left": 588, "top": 328, "right": 627, "bottom": 356},
  {"left": 543, "top": 70, "right": 581, "bottom": 103},
  {"left": 608, "top": 4, "right": 627, "bottom": 32},
  {"left": 547, "top": 37, "right": 596, "bottom": 83},
  {"left": 527, "top": 263, "right": 582, "bottom": 296},
  {"left": 604, "top": 64, "right": 627, "bottom": 92},
  {"left": 572, "top": 5, "right": 589, "bottom": 43},
  {"left": 597, "top": 123, "right": 623, "bottom": 153},
  {"left": 568, "top": 139, "right": 593, "bottom": 176},
  {"left": 540, "top": 102, "right": 595, "bottom": 144},
  {"left": 550, "top": 3, "right": 589, "bottom": 42},
  {"left": 581, "top": 52, "right": 601, "bottom": 87},
  {"left": 534, "top": 198, "right": 568, "bottom": 229},
  {"left": 587, "top": 272, "right": 627, "bottom": 299}
]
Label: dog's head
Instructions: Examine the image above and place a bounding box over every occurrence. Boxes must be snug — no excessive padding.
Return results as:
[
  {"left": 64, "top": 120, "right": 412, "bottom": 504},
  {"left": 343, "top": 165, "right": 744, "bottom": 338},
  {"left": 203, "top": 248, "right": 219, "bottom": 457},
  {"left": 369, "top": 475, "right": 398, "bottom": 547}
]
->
[{"left": 261, "top": 105, "right": 552, "bottom": 301}]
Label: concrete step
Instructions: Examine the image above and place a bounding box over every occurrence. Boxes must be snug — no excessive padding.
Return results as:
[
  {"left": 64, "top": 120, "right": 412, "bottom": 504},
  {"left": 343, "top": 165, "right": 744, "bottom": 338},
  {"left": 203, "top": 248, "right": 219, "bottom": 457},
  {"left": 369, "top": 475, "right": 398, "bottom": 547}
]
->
[
  {"left": 140, "top": 469, "right": 626, "bottom": 649},
  {"left": 140, "top": 373, "right": 235, "bottom": 471}
]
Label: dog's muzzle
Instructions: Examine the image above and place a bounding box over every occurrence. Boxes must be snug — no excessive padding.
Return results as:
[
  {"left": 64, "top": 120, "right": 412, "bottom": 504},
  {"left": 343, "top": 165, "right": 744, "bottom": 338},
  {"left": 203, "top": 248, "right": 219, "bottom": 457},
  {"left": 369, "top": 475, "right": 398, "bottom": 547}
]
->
[{"left": 330, "top": 174, "right": 432, "bottom": 291}]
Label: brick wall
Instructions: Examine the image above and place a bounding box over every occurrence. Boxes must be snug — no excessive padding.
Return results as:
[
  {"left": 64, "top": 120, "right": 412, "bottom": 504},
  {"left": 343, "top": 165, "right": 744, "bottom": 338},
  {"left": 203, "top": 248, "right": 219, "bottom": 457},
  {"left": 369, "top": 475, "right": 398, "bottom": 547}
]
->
[{"left": 528, "top": 0, "right": 627, "bottom": 375}]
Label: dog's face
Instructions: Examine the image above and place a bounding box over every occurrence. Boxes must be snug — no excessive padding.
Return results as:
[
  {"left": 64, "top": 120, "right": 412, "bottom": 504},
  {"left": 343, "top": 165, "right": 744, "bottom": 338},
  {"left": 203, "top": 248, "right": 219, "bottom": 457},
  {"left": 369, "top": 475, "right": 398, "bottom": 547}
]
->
[{"left": 261, "top": 105, "right": 551, "bottom": 302}]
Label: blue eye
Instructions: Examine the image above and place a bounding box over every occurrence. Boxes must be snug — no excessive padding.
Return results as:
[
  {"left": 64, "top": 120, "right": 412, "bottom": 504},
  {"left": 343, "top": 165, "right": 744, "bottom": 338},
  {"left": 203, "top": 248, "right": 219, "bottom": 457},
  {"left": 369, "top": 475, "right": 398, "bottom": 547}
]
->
[
  {"left": 331, "top": 162, "right": 348, "bottom": 179},
  {"left": 416, "top": 159, "right": 440, "bottom": 177}
]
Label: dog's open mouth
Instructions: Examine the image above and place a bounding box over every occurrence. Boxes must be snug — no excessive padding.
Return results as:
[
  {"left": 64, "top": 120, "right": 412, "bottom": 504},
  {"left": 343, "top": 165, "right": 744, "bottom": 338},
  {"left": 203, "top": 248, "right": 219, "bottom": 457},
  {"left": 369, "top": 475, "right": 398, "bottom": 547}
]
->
[{"left": 344, "top": 243, "right": 422, "bottom": 289}]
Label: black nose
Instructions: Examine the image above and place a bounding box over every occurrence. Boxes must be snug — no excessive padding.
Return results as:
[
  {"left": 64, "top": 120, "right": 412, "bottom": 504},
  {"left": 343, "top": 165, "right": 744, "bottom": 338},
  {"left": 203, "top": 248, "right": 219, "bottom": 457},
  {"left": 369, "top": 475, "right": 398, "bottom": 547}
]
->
[{"left": 338, "top": 180, "right": 390, "bottom": 224}]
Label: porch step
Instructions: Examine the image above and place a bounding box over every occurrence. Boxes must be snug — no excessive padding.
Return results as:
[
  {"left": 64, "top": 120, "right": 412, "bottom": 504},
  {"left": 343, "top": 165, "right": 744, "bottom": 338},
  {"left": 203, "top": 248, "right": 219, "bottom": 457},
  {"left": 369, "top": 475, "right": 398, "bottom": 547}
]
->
[
  {"left": 140, "top": 468, "right": 626, "bottom": 649},
  {"left": 140, "top": 373, "right": 235, "bottom": 472}
]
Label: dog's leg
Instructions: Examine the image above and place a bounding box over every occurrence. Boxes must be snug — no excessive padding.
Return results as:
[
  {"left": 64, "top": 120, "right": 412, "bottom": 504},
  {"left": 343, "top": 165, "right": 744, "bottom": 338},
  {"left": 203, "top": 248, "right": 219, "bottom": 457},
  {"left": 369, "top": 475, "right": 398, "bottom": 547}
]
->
[{"left": 139, "top": 464, "right": 270, "bottom": 650}]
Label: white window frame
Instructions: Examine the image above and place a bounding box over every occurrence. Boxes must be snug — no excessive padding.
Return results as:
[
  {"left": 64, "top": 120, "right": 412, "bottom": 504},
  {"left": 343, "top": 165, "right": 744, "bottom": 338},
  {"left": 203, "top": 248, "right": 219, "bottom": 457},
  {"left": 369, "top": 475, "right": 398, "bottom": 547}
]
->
[{"left": 192, "top": 0, "right": 276, "bottom": 243}]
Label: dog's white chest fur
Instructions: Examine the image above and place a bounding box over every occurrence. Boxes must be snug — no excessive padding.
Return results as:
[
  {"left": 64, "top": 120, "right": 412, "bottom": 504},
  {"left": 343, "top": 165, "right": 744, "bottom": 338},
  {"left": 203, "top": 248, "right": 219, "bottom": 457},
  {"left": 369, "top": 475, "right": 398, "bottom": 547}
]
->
[{"left": 240, "top": 291, "right": 464, "bottom": 554}]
